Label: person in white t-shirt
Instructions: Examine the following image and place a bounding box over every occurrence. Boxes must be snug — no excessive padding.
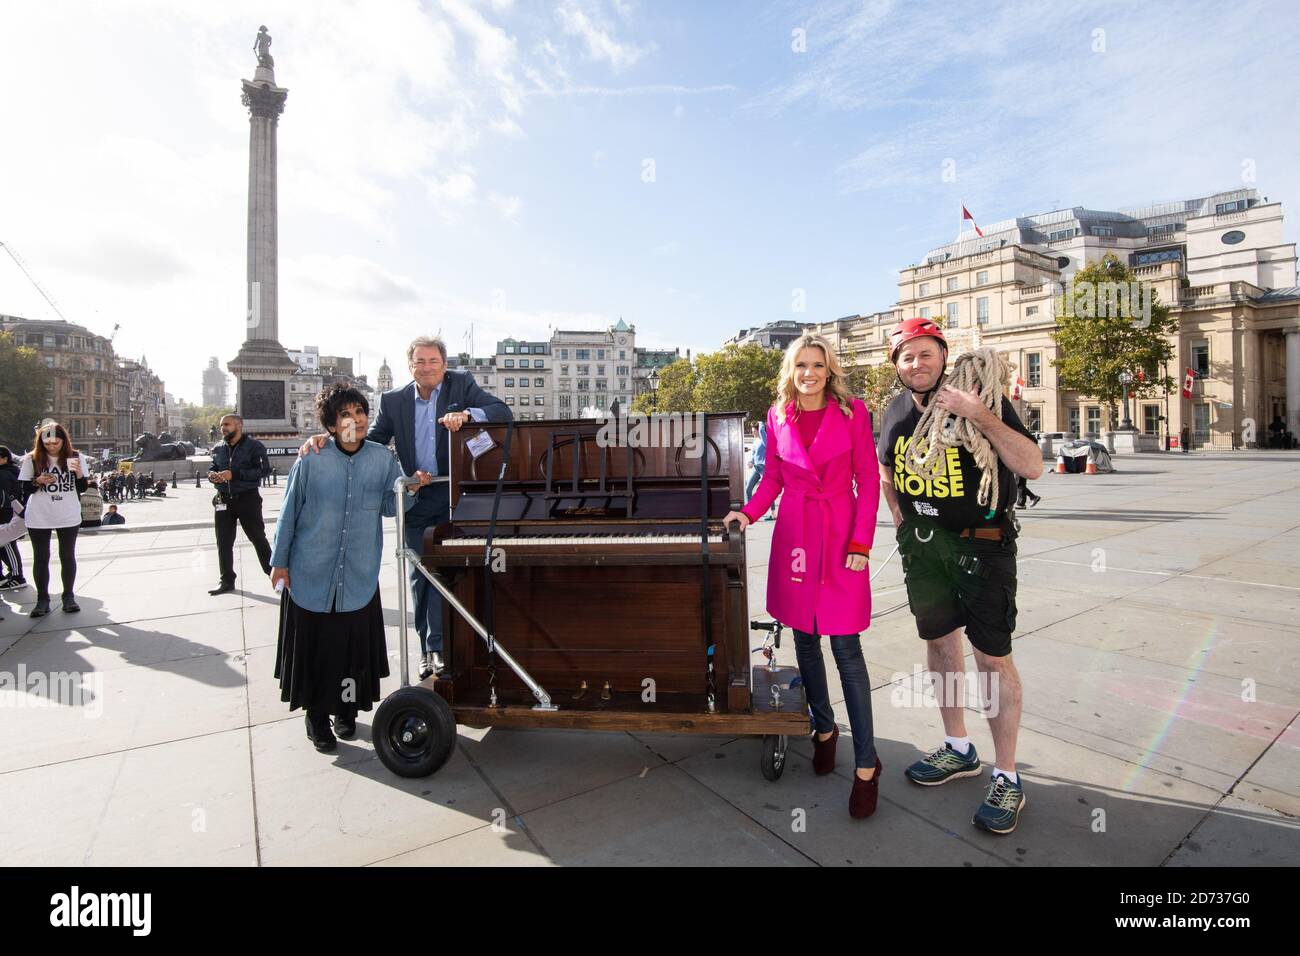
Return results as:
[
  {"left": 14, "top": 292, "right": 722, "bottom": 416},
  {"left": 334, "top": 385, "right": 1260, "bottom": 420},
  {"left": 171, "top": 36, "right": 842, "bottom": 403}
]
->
[{"left": 17, "top": 422, "right": 87, "bottom": 617}]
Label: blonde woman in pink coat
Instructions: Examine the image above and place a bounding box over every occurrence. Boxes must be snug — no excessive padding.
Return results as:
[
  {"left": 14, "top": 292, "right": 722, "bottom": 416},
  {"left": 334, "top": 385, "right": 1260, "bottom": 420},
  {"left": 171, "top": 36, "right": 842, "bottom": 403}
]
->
[{"left": 724, "top": 333, "right": 882, "bottom": 818}]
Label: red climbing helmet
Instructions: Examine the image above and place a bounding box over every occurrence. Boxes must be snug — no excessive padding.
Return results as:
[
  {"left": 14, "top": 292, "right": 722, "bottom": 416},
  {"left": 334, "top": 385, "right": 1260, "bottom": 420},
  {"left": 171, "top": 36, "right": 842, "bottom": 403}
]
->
[{"left": 889, "top": 317, "right": 947, "bottom": 362}]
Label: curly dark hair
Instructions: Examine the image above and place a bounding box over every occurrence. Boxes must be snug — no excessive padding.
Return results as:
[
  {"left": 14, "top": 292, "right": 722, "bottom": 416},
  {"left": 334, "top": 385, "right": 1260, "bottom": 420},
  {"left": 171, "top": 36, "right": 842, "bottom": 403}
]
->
[{"left": 315, "top": 382, "right": 370, "bottom": 431}]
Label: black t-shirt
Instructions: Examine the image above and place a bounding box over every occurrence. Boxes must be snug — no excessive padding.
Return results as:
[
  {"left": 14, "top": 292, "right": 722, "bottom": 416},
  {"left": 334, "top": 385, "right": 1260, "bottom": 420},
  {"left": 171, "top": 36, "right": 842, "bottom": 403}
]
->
[{"left": 877, "top": 390, "right": 1034, "bottom": 531}]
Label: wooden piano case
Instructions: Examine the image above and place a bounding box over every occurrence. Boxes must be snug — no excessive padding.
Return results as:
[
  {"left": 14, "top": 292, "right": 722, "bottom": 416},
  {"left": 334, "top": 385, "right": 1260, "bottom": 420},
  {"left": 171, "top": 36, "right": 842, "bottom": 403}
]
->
[{"left": 422, "top": 413, "right": 808, "bottom": 737}]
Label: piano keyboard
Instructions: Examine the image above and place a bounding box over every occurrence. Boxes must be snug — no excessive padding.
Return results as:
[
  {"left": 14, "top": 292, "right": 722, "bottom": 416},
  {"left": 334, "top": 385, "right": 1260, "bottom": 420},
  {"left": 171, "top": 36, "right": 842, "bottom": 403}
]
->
[
  {"left": 426, "top": 529, "right": 739, "bottom": 566},
  {"left": 446, "top": 533, "right": 724, "bottom": 546}
]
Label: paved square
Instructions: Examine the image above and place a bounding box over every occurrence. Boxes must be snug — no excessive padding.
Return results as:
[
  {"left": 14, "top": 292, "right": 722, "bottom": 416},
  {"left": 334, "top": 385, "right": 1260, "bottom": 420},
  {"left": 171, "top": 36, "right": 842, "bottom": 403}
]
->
[{"left": 2, "top": 453, "right": 1297, "bottom": 866}]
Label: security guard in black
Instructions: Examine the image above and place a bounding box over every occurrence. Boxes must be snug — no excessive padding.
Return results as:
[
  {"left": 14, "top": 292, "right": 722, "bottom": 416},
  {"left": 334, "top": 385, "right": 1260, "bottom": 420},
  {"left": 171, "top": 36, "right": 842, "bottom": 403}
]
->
[{"left": 208, "top": 420, "right": 273, "bottom": 593}]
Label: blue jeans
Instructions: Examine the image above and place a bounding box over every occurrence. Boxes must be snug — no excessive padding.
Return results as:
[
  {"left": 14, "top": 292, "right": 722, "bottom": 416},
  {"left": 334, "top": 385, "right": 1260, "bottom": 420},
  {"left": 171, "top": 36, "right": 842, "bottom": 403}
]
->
[
  {"left": 793, "top": 630, "right": 877, "bottom": 768},
  {"left": 745, "top": 467, "right": 763, "bottom": 502},
  {"left": 404, "top": 486, "right": 450, "bottom": 655}
]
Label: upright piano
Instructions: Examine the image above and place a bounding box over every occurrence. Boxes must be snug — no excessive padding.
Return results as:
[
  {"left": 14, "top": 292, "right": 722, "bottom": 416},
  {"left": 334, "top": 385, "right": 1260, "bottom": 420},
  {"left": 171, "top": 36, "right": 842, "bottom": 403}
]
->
[{"left": 420, "top": 412, "right": 807, "bottom": 735}]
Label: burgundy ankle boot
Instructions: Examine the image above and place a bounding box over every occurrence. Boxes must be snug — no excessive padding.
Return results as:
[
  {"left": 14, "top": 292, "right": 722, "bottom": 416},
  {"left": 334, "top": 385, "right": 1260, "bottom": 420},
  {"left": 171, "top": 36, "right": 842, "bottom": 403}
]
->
[
  {"left": 812, "top": 725, "right": 838, "bottom": 775},
  {"left": 849, "top": 756, "right": 883, "bottom": 819}
]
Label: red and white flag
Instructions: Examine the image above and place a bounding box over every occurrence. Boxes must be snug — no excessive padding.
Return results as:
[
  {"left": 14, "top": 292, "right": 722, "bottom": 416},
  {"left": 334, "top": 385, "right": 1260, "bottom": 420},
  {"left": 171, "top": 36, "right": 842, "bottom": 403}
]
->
[
  {"left": 1011, "top": 375, "right": 1025, "bottom": 400},
  {"left": 962, "top": 204, "right": 984, "bottom": 238},
  {"left": 1181, "top": 368, "right": 1195, "bottom": 399}
]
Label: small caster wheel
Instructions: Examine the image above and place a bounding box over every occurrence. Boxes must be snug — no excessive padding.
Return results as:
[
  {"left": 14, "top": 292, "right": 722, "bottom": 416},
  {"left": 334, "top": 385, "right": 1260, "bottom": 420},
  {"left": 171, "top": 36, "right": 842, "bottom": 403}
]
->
[
  {"left": 374, "top": 686, "right": 456, "bottom": 778},
  {"left": 760, "top": 734, "right": 788, "bottom": 781}
]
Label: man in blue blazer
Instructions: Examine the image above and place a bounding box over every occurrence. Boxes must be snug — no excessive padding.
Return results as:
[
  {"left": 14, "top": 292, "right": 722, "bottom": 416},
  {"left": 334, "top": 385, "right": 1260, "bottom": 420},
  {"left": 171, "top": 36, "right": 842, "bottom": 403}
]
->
[{"left": 303, "top": 335, "right": 511, "bottom": 678}]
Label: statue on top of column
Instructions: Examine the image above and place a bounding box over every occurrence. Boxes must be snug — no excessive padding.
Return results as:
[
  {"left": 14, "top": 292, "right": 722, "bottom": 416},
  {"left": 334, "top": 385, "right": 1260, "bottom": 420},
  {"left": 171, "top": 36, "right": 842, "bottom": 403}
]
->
[{"left": 254, "top": 26, "right": 274, "bottom": 68}]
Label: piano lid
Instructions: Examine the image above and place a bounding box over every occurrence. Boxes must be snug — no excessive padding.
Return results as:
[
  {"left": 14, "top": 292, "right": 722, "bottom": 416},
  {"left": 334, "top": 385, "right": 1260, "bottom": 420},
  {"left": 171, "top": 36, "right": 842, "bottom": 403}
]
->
[{"left": 446, "top": 412, "right": 748, "bottom": 524}]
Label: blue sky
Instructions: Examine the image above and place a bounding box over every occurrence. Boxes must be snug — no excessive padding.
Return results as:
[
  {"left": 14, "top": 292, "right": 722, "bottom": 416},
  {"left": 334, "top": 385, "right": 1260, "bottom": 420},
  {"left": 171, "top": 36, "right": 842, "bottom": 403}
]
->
[{"left": 1, "top": 0, "right": 1297, "bottom": 403}]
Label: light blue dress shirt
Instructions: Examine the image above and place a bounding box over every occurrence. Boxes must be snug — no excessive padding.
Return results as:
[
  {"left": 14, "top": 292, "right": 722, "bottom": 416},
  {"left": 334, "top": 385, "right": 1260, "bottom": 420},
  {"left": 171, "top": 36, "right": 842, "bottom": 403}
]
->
[
  {"left": 270, "top": 439, "right": 415, "bottom": 613},
  {"left": 412, "top": 381, "right": 488, "bottom": 476}
]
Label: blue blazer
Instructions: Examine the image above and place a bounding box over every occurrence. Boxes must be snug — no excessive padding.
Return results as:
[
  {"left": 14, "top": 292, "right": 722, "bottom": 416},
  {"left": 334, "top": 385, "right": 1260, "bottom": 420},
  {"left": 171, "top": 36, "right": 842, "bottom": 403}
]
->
[{"left": 368, "top": 370, "right": 512, "bottom": 477}]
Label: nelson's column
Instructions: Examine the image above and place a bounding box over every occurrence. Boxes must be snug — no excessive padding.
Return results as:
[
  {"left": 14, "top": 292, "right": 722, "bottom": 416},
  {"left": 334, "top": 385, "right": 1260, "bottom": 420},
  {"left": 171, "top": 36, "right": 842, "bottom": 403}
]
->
[{"left": 228, "top": 25, "right": 298, "bottom": 438}]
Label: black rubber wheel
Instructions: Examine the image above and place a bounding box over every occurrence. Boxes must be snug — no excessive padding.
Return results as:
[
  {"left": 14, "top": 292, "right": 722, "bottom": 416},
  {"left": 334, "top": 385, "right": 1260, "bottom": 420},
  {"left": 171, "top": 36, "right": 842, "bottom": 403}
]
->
[
  {"left": 373, "top": 686, "right": 457, "bottom": 778},
  {"left": 760, "top": 734, "right": 788, "bottom": 781}
]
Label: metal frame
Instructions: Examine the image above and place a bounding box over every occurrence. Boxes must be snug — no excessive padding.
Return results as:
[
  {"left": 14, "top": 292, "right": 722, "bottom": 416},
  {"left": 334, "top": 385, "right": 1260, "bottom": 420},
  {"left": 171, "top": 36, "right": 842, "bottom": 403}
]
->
[{"left": 391, "top": 473, "right": 557, "bottom": 711}]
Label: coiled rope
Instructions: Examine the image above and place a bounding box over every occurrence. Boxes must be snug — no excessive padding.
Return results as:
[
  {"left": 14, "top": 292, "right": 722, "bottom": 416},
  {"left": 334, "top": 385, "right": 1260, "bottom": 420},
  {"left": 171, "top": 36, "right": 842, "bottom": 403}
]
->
[{"left": 904, "top": 347, "right": 1012, "bottom": 520}]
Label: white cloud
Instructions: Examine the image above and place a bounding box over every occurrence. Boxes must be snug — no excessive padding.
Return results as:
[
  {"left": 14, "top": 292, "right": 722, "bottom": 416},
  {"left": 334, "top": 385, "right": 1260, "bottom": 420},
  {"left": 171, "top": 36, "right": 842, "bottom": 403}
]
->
[
  {"left": 556, "top": 0, "right": 654, "bottom": 71},
  {"left": 0, "top": 0, "right": 539, "bottom": 401},
  {"left": 488, "top": 192, "right": 523, "bottom": 222}
]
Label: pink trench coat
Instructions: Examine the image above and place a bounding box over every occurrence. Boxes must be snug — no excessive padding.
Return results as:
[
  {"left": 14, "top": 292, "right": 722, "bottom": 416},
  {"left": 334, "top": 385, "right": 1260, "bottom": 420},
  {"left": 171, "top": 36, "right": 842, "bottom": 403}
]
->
[{"left": 742, "top": 398, "right": 880, "bottom": 635}]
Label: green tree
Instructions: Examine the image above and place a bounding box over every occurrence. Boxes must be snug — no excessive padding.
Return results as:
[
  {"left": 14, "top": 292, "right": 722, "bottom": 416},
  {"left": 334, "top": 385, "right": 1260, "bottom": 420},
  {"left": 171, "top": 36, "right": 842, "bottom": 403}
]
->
[
  {"left": 0, "top": 331, "right": 51, "bottom": 450},
  {"left": 693, "top": 343, "right": 783, "bottom": 423},
  {"left": 839, "top": 346, "right": 868, "bottom": 397},
  {"left": 180, "top": 403, "right": 234, "bottom": 444},
  {"left": 859, "top": 362, "right": 902, "bottom": 418},
  {"left": 632, "top": 358, "right": 697, "bottom": 414},
  {"left": 1051, "top": 255, "right": 1178, "bottom": 420}
]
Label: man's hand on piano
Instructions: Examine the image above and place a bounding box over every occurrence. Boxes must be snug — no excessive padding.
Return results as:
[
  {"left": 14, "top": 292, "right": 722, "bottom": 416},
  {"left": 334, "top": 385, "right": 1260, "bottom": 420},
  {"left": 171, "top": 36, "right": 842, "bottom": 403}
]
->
[
  {"left": 845, "top": 553, "right": 868, "bottom": 572},
  {"left": 298, "top": 433, "right": 329, "bottom": 457},
  {"left": 439, "top": 411, "right": 469, "bottom": 432},
  {"left": 722, "top": 510, "right": 750, "bottom": 533}
]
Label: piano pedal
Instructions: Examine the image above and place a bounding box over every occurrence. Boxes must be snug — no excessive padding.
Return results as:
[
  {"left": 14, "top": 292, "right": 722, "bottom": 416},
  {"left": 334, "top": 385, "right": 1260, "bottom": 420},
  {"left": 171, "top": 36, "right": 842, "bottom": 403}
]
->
[
  {"left": 600, "top": 680, "right": 613, "bottom": 702},
  {"left": 572, "top": 680, "right": 589, "bottom": 702}
]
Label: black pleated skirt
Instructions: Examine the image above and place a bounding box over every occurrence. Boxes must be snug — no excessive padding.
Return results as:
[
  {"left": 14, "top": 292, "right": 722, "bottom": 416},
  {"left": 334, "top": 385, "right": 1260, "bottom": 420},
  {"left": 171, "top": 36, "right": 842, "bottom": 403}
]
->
[{"left": 274, "top": 588, "right": 389, "bottom": 716}]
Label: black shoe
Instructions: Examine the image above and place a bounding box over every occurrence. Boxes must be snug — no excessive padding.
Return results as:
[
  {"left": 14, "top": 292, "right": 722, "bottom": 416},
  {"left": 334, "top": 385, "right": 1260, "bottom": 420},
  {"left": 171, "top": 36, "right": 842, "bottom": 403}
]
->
[
  {"left": 30, "top": 597, "right": 51, "bottom": 618},
  {"left": 1027, "top": 494, "right": 1041, "bottom": 508},
  {"left": 305, "top": 714, "right": 337, "bottom": 752},
  {"left": 61, "top": 594, "right": 80, "bottom": 613},
  {"left": 333, "top": 715, "right": 357, "bottom": 740},
  {"left": 208, "top": 582, "right": 236, "bottom": 596}
]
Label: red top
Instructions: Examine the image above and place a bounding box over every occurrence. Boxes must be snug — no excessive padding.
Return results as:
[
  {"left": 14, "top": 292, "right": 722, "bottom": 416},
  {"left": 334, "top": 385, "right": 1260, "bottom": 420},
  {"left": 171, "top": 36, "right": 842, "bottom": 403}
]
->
[
  {"left": 795, "top": 405, "right": 826, "bottom": 451},
  {"left": 792, "top": 404, "right": 868, "bottom": 557}
]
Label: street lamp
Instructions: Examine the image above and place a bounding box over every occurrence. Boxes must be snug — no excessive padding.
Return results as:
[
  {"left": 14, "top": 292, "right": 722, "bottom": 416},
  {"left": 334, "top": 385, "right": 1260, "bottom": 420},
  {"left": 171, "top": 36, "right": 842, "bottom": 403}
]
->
[
  {"left": 1119, "top": 370, "right": 1134, "bottom": 430},
  {"left": 649, "top": 368, "right": 660, "bottom": 411}
]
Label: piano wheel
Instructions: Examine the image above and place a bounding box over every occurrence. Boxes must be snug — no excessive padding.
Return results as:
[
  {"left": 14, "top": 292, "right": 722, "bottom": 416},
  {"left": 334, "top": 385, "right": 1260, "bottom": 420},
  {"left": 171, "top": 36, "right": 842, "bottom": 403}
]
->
[
  {"left": 373, "top": 686, "right": 456, "bottom": 778},
  {"left": 760, "top": 734, "right": 788, "bottom": 782}
]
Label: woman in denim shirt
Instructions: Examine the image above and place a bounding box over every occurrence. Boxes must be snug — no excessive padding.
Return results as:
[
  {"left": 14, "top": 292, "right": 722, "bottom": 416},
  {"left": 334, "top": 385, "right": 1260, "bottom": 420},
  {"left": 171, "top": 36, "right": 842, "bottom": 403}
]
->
[{"left": 271, "top": 383, "right": 425, "bottom": 752}]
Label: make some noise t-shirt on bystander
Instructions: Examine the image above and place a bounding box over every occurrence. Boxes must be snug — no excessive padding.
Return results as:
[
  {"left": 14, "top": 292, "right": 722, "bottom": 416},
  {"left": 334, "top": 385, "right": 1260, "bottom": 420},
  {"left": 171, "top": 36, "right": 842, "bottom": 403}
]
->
[
  {"left": 877, "top": 393, "right": 1033, "bottom": 532},
  {"left": 17, "top": 453, "right": 85, "bottom": 530}
]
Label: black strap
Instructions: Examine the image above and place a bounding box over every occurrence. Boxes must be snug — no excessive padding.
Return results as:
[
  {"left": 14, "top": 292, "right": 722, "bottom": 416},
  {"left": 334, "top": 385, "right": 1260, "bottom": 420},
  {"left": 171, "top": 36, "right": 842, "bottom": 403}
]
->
[
  {"left": 697, "top": 415, "right": 716, "bottom": 707},
  {"left": 481, "top": 420, "right": 513, "bottom": 649}
]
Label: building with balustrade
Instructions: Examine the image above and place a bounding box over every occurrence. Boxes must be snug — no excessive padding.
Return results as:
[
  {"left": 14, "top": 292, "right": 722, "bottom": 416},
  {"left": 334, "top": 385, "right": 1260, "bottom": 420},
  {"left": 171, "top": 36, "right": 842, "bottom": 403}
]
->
[{"left": 806, "top": 188, "right": 1299, "bottom": 448}]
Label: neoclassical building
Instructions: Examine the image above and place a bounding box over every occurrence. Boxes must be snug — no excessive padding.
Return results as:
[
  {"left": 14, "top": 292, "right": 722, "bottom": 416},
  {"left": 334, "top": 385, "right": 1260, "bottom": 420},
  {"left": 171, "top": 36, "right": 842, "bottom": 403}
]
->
[
  {"left": 807, "top": 187, "right": 1298, "bottom": 448},
  {"left": 0, "top": 315, "right": 150, "bottom": 456}
]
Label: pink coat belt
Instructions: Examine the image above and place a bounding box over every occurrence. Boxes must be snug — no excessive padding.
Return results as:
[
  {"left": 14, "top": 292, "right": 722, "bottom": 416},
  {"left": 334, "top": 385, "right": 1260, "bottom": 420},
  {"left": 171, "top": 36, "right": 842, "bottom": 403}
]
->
[{"left": 782, "top": 482, "right": 852, "bottom": 584}]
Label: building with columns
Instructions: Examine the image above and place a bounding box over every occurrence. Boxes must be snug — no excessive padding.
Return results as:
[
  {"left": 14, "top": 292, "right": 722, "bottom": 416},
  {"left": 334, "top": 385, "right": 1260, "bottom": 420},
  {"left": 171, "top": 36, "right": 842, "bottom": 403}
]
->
[
  {"left": 804, "top": 187, "right": 1299, "bottom": 448},
  {"left": 377, "top": 358, "right": 393, "bottom": 392}
]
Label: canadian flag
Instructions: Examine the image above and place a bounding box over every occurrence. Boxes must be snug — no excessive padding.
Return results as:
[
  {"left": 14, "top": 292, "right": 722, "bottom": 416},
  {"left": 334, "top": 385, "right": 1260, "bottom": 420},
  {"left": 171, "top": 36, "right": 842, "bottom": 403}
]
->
[
  {"left": 1011, "top": 375, "right": 1025, "bottom": 399},
  {"left": 962, "top": 204, "right": 984, "bottom": 238},
  {"left": 1182, "top": 368, "right": 1195, "bottom": 398}
]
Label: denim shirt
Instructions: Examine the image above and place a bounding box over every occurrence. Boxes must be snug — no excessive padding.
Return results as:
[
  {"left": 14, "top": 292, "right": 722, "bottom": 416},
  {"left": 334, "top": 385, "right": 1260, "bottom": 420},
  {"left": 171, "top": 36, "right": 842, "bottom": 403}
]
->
[{"left": 270, "top": 439, "right": 414, "bottom": 613}]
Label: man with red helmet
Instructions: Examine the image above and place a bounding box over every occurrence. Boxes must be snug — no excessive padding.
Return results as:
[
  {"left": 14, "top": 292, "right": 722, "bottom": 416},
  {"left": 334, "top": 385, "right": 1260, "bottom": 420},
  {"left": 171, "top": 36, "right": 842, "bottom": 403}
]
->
[{"left": 877, "top": 317, "right": 1043, "bottom": 834}]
